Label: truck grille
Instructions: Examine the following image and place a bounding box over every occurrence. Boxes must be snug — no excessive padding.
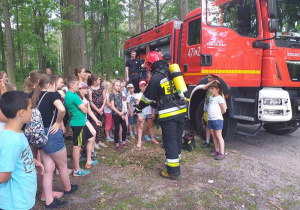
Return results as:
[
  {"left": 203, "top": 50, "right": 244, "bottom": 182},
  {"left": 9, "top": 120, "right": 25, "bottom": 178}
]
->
[{"left": 287, "top": 61, "right": 300, "bottom": 82}]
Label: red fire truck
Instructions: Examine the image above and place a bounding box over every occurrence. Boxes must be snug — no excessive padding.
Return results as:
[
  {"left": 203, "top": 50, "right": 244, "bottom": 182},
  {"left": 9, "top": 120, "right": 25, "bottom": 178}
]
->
[{"left": 124, "top": 0, "right": 300, "bottom": 141}]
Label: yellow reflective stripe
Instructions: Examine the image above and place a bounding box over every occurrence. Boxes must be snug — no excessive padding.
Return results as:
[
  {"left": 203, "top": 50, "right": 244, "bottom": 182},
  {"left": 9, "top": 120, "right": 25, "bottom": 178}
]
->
[
  {"left": 158, "top": 108, "right": 187, "bottom": 119},
  {"left": 141, "top": 97, "right": 150, "bottom": 104},
  {"left": 200, "top": 70, "right": 261, "bottom": 74},
  {"left": 142, "top": 95, "right": 152, "bottom": 103},
  {"left": 166, "top": 162, "right": 180, "bottom": 167}
]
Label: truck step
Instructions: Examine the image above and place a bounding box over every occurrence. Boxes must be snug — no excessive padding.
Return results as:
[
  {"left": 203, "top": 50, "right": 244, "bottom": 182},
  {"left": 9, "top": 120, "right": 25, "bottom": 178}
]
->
[
  {"left": 233, "top": 115, "right": 255, "bottom": 121},
  {"left": 235, "top": 123, "right": 263, "bottom": 137},
  {"left": 234, "top": 98, "right": 256, "bottom": 103}
]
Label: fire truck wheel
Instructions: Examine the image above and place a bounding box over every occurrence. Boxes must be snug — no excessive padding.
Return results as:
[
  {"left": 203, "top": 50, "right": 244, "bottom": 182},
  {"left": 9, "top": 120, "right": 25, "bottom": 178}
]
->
[
  {"left": 195, "top": 99, "right": 237, "bottom": 142},
  {"left": 263, "top": 123, "right": 299, "bottom": 135}
]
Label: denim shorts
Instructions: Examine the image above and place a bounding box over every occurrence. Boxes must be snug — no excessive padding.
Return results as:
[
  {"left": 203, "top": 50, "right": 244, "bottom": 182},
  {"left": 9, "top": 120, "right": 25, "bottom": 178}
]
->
[
  {"left": 128, "top": 115, "right": 138, "bottom": 125},
  {"left": 140, "top": 114, "right": 152, "bottom": 120},
  {"left": 41, "top": 128, "right": 65, "bottom": 155},
  {"left": 208, "top": 120, "right": 223, "bottom": 130}
]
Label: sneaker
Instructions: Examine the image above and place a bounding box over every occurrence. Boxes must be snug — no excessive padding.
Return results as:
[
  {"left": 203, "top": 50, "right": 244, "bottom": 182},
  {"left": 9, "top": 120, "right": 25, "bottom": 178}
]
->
[
  {"left": 98, "top": 142, "right": 108, "bottom": 148},
  {"left": 126, "top": 132, "right": 130, "bottom": 136},
  {"left": 41, "top": 191, "right": 63, "bottom": 201},
  {"left": 91, "top": 151, "right": 98, "bottom": 160},
  {"left": 45, "top": 198, "right": 68, "bottom": 209},
  {"left": 130, "top": 133, "right": 136, "bottom": 139},
  {"left": 125, "top": 138, "right": 130, "bottom": 143},
  {"left": 159, "top": 170, "right": 179, "bottom": 180},
  {"left": 215, "top": 153, "right": 226, "bottom": 160},
  {"left": 106, "top": 137, "right": 114, "bottom": 142},
  {"left": 85, "top": 160, "right": 99, "bottom": 169},
  {"left": 73, "top": 169, "right": 91, "bottom": 177},
  {"left": 154, "top": 135, "right": 159, "bottom": 139},
  {"left": 201, "top": 142, "right": 210, "bottom": 149},
  {"left": 210, "top": 151, "right": 219, "bottom": 156},
  {"left": 94, "top": 143, "right": 100, "bottom": 150},
  {"left": 144, "top": 135, "right": 151, "bottom": 141},
  {"left": 115, "top": 145, "right": 124, "bottom": 152},
  {"left": 63, "top": 184, "right": 78, "bottom": 196}
]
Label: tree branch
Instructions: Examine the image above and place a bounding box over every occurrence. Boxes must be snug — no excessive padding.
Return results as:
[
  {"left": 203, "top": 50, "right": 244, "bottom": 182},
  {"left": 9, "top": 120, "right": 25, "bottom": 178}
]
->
[
  {"left": 144, "top": 0, "right": 155, "bottom": 6},
  {"left": 160, "top": 0, "right": 171, "bottom": 13}
]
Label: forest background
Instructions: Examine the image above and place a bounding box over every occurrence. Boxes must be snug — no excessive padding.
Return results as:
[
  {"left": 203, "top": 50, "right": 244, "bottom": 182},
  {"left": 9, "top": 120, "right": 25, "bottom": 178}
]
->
[{"left": 0, "top": 0, "right": 199, "bottom": 87}]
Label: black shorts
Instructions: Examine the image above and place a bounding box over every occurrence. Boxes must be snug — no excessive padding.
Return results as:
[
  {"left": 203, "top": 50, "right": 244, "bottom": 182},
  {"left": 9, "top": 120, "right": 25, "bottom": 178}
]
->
[{"left": 71, "top": 125, "right": 93, "bottom": 146}]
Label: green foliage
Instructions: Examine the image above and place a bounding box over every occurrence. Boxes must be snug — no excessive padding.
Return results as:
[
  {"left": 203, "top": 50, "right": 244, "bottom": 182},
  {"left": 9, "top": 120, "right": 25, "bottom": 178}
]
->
[{"left": 1, "top": 0, "right": 201, "bottom": 84}]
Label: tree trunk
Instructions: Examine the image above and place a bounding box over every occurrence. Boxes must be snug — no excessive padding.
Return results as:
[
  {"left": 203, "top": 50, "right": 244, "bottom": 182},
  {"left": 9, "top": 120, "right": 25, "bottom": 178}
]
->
[
  {"left": 156, "top": 0, "right": 159, "bottom": 25},
  {"left": 179, "top": 0, "right": 188, "bottom": 21},
  {"left": 90, "top": 2, "right": 95, "bottom": 71},
  {"left": 16, "top": 5, "right": 24, "bottom": 80},
  {"left": 60, "top": 0, "right": 69, "bottom": 78},
  {"left": 140, "top": 0, "right": 144, "bottom": 32},
  {"left": 0, "top": 19, "right": 6, "bottom": 72},
  {"left": 64, "top": 0, "right": 89, "bottom": 76},
  {"left": 103, "top": 0, "right": 110, "bottom": 80},
  {"left": 2, "top": 0, "right": 16, "bottom": 84}
]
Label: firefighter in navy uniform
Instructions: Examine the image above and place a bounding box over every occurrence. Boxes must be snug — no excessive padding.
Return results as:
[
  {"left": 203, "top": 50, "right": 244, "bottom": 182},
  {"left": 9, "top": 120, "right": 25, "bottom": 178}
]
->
[{"left": 135, "top": 51, "right": 187, "bottom": 180}]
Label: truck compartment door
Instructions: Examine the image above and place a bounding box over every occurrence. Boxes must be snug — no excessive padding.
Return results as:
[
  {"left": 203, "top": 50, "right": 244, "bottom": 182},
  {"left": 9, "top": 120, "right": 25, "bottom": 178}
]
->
[{"left": 201, "top": 0, "right": 263, "bottom": 87}]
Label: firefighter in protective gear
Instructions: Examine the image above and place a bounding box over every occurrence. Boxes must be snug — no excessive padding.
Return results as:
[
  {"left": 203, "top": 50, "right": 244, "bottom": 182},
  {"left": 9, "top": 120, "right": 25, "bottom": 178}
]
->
[{"left": 135, "top": 51, "right": 187, "bottom": 180}]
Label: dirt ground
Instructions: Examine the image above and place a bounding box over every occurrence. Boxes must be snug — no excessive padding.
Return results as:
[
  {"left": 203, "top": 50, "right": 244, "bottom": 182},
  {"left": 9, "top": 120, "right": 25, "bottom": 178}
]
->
[{"left": 33, "top": 125, "right": 300, "bottom": 210}]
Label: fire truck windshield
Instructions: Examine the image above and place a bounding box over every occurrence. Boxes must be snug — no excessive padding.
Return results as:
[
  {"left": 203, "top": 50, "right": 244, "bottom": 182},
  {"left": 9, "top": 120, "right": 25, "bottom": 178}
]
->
[
  {"left": 207, "top": 0, "right": 258, "bottom": 37},
  {"left": 276, "top": 0, "right": 300, "bottom": 42}
]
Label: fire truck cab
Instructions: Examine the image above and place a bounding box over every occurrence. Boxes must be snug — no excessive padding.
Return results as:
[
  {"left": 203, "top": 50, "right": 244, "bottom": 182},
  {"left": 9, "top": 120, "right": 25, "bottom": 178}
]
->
[{"left": 124, "top": 0, "right": 300, "bottom": 141}]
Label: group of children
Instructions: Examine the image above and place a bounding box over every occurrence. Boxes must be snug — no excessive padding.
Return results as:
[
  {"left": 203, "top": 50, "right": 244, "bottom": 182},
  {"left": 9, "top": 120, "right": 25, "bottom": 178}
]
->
[
  {"left": 0, "top": 68, "right": 161, "bottom": 209},
  {"left": 0, "top": 68, "right": 227, "bottom": 209}
]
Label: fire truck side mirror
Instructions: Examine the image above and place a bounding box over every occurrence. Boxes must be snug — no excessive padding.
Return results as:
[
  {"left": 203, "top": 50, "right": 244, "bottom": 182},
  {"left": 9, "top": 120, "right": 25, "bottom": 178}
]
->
[
  {"left": 268, "top": 0, "right": 277, "bottom": 19},
  {"left": 269, "top": 19, "right": 278, "bottom": 33}
]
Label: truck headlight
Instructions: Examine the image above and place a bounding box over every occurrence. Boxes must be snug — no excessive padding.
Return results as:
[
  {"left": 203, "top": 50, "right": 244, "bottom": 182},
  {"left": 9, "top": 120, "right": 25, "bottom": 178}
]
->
[
  {"left": 263, "top": 109, "right": 284, "bottom": 115},
  {"left": 263, "top": 98, "right": 282, "bottom": 105}
]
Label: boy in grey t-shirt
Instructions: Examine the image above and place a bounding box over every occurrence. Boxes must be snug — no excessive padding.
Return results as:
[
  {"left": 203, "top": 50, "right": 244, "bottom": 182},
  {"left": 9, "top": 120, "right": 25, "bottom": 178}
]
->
[{"left": 126, "top": 83, "right": 138, "bottom": 138}]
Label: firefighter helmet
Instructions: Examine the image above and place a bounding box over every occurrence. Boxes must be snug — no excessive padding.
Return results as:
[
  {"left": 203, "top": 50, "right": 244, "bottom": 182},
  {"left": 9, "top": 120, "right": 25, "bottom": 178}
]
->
[{"left": 145, "top": 51, "right": 163, "bottom": 70}]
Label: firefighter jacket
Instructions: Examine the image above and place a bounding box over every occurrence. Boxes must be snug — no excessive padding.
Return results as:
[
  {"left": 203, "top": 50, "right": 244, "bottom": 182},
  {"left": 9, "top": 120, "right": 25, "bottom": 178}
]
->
[{"left": 138, "top": 62, "right": 187, "bottom": 122}]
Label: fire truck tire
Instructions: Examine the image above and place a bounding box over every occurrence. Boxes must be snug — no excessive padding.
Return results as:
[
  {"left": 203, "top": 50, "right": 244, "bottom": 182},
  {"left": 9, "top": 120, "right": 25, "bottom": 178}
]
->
[
  {"left": 263, "top": 123, "right": 299, "bottom": 135},
  {"left": 195, "top": 99, "right": 237, "bottom": 142}
]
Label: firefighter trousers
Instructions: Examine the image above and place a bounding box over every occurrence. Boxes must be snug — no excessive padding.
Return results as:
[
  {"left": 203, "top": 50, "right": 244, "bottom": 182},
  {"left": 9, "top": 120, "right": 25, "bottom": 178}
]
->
[{"left": 160, "top": 115, "right": 184, "bottom": 175}]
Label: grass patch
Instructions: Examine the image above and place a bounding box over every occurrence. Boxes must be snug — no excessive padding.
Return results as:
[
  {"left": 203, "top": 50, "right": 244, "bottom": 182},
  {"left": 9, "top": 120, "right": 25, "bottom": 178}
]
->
[
  {"left": 113, "top": 197, "right": 143, "bottom": 209},
  {"left": 99, "top": 153, "right": 130, "bottom": 167},
  {"left": 281, "top": 199, "right": 300, "bottom": 209},
  {"left": 87, "top": 181, "right": 97, "bottom": 188},
  {"left": 144, "top": 192, "right": 172, "bottom": 208},
  {"left": 101, "top": 181, "right": 123, "bottom": 194},
  {"left": 183, "top": 193, "right": 197, "bottom": 209},
  {"left": 144, "top": 156, "right": 161, "bottom": 168},
  {"left": 197, "top": 190, "right": 214, "bottom": 208},
  {"left": 249, "top": 184, "right": 258, "bottom": 190},
  {"left": 79, "top": 191, "right": 92, "bottom": 199}
]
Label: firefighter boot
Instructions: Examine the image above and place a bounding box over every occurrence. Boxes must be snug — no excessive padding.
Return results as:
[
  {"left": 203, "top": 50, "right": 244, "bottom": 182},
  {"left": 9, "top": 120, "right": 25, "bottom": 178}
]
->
[{"left": 159, "top": 170, "right": 179, "bottom": 180}]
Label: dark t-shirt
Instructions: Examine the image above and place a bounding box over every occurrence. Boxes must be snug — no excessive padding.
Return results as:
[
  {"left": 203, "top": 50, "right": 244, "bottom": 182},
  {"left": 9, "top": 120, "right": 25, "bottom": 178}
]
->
[
  {"left": 38, "top": 91, "right": 61, "bottom": 128},
  {"left": 109, "top": 92, "right": 123, "bottom": 115},
  {"left": 125, "top": 58, "right": 143, "bottom": 74}
]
